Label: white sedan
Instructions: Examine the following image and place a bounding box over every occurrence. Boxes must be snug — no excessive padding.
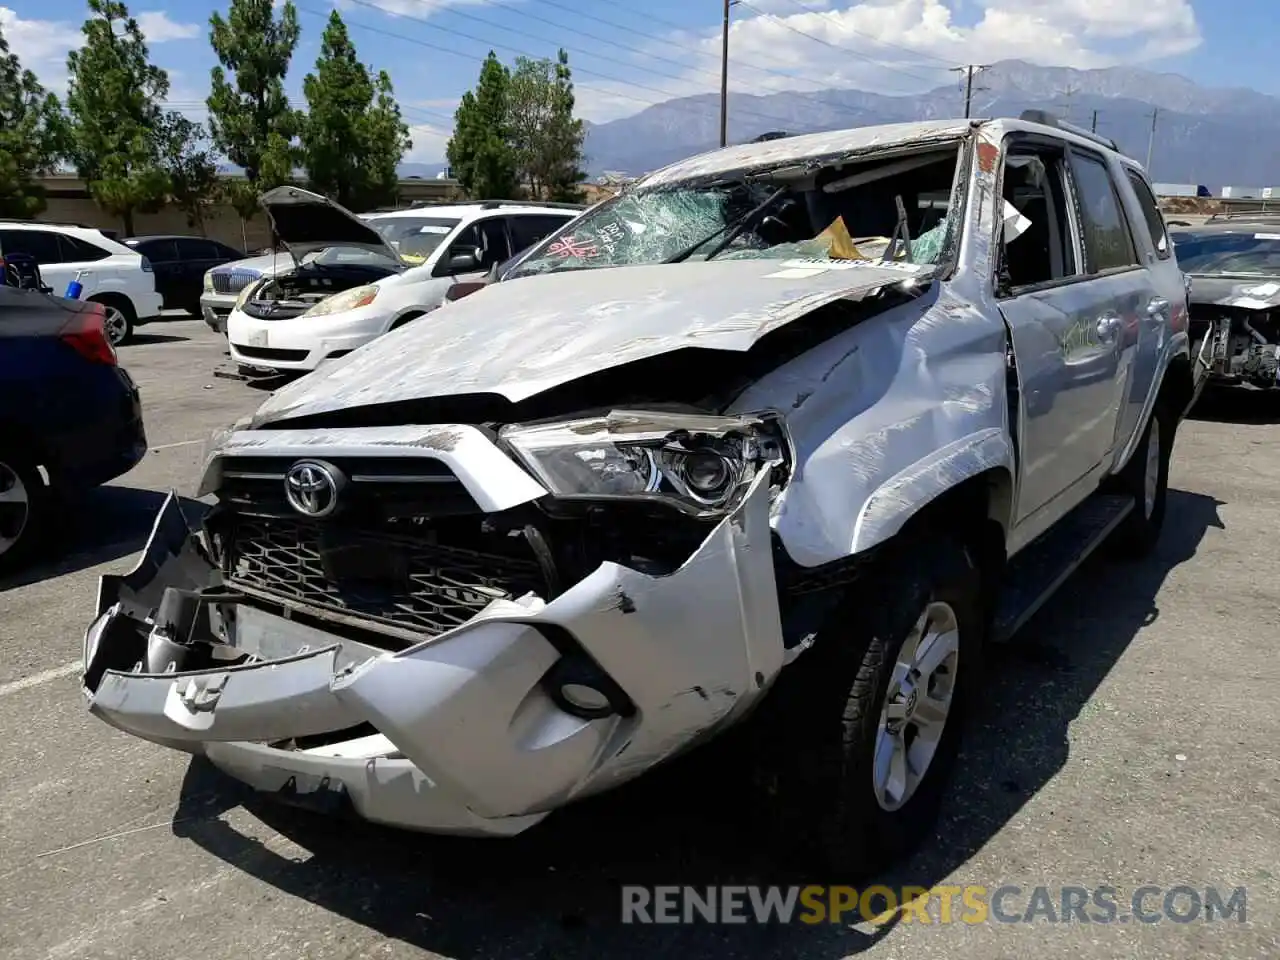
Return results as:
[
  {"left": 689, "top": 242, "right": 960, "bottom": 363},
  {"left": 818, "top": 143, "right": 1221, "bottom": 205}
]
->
[{"left": 226, "top": 187, "right": 579, "bottom": 373}]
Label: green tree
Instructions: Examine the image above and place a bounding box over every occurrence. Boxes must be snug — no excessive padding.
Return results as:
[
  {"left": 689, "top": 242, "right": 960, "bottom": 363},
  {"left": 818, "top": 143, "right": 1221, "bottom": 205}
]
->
[
  {"left": 64, "top": 0, "right": 170, "bottom": 235},
  {"left": 508, "top": 49, "right": 586, "bottom": 202},
  {"left": 155, "top": 112, "right": 219, "bottom": 232},
  {"left": 446, "top": 52, "right": 518, "bottom": 200},
  {"left": 300, "top": 10, "right": 410, "bottom": 211},
  {"left": 0, "top": 24, "right": 66, "bottom": 218},
  {"left": 206, "top": 0, "right": 302, "bottom": 218}
]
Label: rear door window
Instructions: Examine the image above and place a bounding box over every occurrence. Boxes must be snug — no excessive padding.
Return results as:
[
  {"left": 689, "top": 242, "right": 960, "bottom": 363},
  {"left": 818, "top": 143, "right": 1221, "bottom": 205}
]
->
[
  {"left": 1066, "top": 150, "right": 1140, "bottom": 274},
  {"left": 0, "top": 229, "right": 64, "bottom": 264},
  {"left": 140, "top": 238, "right": 180, "bottom": 262},
  {"left": 175, "top": 238, "right": 218, "bottom": 260},
  {"left": 509, "top": 214, "right": 573, "bottom": 251}
]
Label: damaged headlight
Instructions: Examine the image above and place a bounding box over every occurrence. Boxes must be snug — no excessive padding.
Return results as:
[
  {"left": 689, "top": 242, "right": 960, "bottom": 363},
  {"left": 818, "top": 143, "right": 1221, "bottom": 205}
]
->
[
  {"left": 500, "top": 410, "right": 790, "bottom": 517},
  {"left": 234, "top": 279, "right": 261, "bottom": 311},
  {"left": 299, "top": 284, "right": 380, "bottom": 318}
]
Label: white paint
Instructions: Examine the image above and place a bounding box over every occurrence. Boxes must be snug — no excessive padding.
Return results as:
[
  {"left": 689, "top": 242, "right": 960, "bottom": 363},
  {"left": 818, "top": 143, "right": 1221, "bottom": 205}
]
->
[
  {"left": 148, "top": 438, "right": 204, "bottom": 451},
  {"left": 765, "top": 267, "right": 829, "bottom": 279},
  {"left": 1243, "top": 281, "right": 1280, "bottom": 296},
  {"left": 0, "top": 661, "right": 80, "bottom": 698},
  {"left": 1233, "top": 297, "right": 1274, "bottom": 310},
  {"left": 1253, "top": 236, "right": 1280, "bottom": 243}
]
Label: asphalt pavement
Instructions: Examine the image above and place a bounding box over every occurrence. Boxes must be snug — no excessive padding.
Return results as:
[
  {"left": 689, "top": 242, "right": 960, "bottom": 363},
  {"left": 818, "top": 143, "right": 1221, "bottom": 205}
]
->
[{"left": 0, "top": 317, "right": 1277, "bottom": 959}]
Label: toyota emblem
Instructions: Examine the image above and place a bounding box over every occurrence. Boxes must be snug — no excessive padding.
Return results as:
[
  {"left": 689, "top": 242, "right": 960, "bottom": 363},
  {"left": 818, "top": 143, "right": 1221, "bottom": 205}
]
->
[{"left": 284, "top": 460, "right": 343, "bottom": 518}]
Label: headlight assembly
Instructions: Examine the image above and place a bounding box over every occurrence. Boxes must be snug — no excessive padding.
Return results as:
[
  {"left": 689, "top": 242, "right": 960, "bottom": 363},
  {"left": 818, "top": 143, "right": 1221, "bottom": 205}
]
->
[
  {"left": 499, "top": 410, "right": 790, "bottom": 517},
  {"left": 299, "top": 284, "right": 380, "bottom": 318},
  {"left": 234, "top": 279, "right": 261, "bottom": 311},
  {"left": 203, "top": 271, "right": 215, "bottom": 293}
]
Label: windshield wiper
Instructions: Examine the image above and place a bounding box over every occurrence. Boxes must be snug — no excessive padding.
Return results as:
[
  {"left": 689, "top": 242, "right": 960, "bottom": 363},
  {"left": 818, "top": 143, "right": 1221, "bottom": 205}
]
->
[{"left": 664, "top": 186, "right": 789, "bottom": 264}]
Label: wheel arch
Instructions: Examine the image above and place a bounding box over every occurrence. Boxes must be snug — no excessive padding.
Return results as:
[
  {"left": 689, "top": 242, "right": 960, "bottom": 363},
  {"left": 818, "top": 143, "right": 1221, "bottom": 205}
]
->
[
  {"left": 86, "top": 290, "right": 137, "bottom": 321},
  {"left": 0, "top": 419, "right": 57, "bottom": 488}
]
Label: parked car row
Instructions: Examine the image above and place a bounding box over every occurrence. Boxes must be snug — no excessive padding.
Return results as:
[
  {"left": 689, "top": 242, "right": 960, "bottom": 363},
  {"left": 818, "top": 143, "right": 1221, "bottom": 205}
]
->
[{"left": 72, "top": 111, "right": 1211, "bottom": 878}]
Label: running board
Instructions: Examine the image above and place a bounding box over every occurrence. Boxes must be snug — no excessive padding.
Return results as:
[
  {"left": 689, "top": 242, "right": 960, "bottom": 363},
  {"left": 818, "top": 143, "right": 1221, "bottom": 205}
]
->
[{"left": 991, "top": 493, "right": 1134, "bottom": 643}]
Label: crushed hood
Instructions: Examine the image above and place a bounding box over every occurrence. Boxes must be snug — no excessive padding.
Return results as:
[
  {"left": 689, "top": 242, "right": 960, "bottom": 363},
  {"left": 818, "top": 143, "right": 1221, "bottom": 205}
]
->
[
  {"left": 251, "top": 256, "right": 933, "bottom": 426},
  {"left": 1188, "top": 275, "right": 1280, "bottom": 310},
  {"left": 259, "top": 186, "right": 400, "bottom": 266}
]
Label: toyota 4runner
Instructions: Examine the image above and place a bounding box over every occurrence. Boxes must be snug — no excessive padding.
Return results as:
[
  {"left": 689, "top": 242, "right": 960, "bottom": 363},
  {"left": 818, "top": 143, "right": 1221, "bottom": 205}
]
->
[{"left": 79, "top": 112, "right": 1206, "bottom": 873}]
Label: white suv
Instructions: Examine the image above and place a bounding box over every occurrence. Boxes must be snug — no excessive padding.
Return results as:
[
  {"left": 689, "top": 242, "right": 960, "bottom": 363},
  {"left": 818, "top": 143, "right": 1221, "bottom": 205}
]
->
[
  {"left": 225, "top": 190, "right": 582, "bottom": 373},
  {"left": 0, "top": 221, "right": 164, "bottom": 345}
]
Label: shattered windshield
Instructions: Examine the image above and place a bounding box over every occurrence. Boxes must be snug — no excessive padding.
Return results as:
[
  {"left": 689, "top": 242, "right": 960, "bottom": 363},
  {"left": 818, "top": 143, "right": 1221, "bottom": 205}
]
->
[
  {"left": 507, "top": 150, "right": 960, "bottom": 279},
  {"left": 1172, "top": 230, "right": 1280, "bottom": 276}
]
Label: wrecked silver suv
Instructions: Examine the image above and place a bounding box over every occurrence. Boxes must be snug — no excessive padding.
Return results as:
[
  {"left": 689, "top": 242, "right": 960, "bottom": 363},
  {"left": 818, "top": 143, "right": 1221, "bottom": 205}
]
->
[{"left": 81, "top": 114, "right": 1204, "bottom": 871}]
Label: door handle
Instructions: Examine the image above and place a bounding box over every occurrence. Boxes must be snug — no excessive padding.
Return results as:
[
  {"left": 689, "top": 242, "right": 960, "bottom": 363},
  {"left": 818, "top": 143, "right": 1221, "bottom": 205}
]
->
[
  {"left": 1146, "top": 296, "right": 1169, "bottom": 318},
  {"left": 1096, "top": 315, "right": 1121, "bottom": 342}
]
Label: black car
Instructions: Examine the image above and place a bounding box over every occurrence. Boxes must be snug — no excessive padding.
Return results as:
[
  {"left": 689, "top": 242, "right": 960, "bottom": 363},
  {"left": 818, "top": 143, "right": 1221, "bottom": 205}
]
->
[
  {"left": 1172, "top": 213, "right": 1280, "bottom": 390},
  {"left": 0, "top": 283, "right": 147, "bottom": 573},
  {"left": 123, "top": 236, "right": 245, "bottom": 315}
]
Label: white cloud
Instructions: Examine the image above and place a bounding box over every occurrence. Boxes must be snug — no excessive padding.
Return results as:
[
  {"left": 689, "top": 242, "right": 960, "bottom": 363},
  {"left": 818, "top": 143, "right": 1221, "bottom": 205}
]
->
[
  {"left": 571, "top": 0, "right": 1202, "bottom": 122},
  {"left": 0, "top": 6, "right": 81, "bottom": 71},
  {"left": 134, "top": 11, "right": 200, "bottom": 43},
  {"left": 332, "top": 0, "right": 489, "bottom": 17},
  {"left": 403, "top": 121, "right": 453, "bottom": 163}
]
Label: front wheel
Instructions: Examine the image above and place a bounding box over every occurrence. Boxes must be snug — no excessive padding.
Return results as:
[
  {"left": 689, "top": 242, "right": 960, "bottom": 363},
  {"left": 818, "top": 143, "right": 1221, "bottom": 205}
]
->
[
  {"left": 750, "top": 536, "right": 984, "bottom": 877},
  {"left": 92, "top": 300, "right": 135, "bottom": 346}
]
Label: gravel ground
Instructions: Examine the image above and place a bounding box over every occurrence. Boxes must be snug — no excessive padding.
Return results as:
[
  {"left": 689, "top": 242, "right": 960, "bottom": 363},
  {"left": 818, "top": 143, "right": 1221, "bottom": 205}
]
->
[{"left": 0, "top": 317, "right": 1277, "bottom": 960}]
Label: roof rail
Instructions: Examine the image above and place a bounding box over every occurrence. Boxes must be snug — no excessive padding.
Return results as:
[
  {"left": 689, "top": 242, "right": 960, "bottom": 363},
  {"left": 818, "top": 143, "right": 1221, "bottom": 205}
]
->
[
  {"left": 410, "top": 198, "right": 587, "bottom": 210},
  {"left": 1019, "top": 109, "right": 1119, "bottom": 153}
]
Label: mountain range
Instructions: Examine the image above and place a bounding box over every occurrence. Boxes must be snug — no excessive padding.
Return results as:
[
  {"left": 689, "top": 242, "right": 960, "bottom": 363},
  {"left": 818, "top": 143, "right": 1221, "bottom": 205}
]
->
[
  {"left": 565, "top": 59, "right": 1280, "bottom": 190},
  {"left": 389, "top": 60, "right": 1278, "bottom": 190}
]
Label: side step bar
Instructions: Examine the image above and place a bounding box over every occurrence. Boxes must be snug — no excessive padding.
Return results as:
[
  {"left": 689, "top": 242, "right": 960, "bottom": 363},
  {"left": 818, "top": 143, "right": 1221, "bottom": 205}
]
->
[{"left": 991, "top": 493, "right": 1134, "bottom": 643}]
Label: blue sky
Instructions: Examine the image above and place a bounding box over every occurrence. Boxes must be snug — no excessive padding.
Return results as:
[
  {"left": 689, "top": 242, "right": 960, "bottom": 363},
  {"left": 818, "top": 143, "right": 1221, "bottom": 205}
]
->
[{"left": 0, "top": 0, "right": 1268, "bottom": 162}]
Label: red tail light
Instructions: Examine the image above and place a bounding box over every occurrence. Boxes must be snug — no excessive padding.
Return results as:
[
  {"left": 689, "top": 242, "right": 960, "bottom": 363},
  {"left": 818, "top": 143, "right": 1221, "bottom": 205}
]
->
[{"left": 59, "top": 305, "right": 118, "bottom": 366}]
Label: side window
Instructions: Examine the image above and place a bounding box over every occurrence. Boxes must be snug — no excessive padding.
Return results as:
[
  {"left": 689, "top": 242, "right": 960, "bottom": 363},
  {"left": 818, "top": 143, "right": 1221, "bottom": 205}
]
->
[
  {"left": 997, "top": 145, "right": 1078, "bottom": 293},
  {"left": 436, "top": 220, "right": 509, "bottom": 275},
  {"left": 1125, "top": 171, "right": 1171, "bottom": 260},
  {"left": 59, "top": 236, "right": 111, "bottom": 263},
  {"left": 509, "top": 215, "right": 572, "bottom": 252},
  {"left": 0, "top": 229, "right": 64, "bottom": 264},
  {"left": 1067, "top": 150, "right": 1139, "bottom": 273},
  {"left": 143, "top": 239, "right": 180, "bottom": 262},
  {"left": 175, "top": 238, "right": 216, "bottom": 260}
]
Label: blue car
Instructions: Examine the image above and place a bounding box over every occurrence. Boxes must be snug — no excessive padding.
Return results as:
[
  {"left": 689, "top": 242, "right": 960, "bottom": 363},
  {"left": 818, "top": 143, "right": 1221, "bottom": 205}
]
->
[{"left": 0, "top": 283, "right": 147, "bottom": 572}]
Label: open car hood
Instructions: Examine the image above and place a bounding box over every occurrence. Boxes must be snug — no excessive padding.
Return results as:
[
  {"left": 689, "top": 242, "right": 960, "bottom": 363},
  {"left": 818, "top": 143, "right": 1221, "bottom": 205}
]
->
[
  {"left": 251, "top": 256, "right": 934, "bottom": 426},
  {"left": 259, "top": 186, "right": 400, "bottom": 266}
]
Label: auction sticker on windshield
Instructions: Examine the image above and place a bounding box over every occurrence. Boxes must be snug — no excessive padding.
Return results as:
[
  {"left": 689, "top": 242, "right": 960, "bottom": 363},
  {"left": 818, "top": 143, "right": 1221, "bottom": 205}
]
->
[{"left": 764, "top": 258, "right": 930, "bottom": 279}]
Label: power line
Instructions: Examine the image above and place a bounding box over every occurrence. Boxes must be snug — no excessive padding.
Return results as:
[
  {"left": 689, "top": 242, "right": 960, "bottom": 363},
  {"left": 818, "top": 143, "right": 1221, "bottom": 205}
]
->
[
  {"left": 734, "top": 0, "right": 945, "bottom": 87},
  {"left": 498, "top": 0, "right": 893, "bottom": 124},
  {"left": 294, "top": 2, "right": 796, "bottom": 132},
  {"left": 766, "top": 0, "right": 966, "bottom": 69}
]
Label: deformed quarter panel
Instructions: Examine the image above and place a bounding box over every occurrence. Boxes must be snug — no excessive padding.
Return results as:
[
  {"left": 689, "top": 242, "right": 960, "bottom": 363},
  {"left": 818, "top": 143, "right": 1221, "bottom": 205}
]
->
[{"left": 730, "top": 127, "right": 1013, "bottom": 568}]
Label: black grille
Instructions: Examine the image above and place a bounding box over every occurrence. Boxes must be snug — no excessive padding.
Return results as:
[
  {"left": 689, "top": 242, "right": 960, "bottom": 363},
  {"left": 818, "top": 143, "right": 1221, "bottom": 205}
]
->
[
  {"left": 224, "top": 514, "right": 549, "bottom": 638},
  {"left": 234, "top": 345, "right": 309, "bottom": 362},
  {"left": 218, "top": 456, "right": 481, "bottom": 517}
]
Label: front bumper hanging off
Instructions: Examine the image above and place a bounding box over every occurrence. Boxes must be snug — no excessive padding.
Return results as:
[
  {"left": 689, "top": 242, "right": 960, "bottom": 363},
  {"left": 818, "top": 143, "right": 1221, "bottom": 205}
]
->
[{"left": 80, "top": 471, "right": 785, "bottom": 836}]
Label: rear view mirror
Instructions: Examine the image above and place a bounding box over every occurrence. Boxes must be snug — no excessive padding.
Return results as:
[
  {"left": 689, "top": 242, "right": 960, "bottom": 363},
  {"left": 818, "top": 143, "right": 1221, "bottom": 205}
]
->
[{"left": 447, "top": 247, "right": 481, "bottom": 273}]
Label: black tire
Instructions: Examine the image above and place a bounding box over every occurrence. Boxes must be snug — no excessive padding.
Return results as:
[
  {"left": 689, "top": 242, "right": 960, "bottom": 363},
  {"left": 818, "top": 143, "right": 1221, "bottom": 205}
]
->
[
  {"left": 0, "top": 445, "right": 50, "bottom": 575},
  {"left": 91, "top": 297, "right": 136, "bottom": 346},
  {"left": 1107, "top": 402, "right": 1173, "bottom": 559},
  {"left": 389, "top": 310, "right": 427, "bottom": 331},
  {"left": 750, "top": 535, "right": 984, "bottom": 878}
]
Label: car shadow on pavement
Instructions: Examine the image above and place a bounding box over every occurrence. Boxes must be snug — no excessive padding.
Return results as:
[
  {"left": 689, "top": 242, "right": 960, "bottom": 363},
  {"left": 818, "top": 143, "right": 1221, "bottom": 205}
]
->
[
  {"left": 0, "top": 485, "right": 206, "bottom": 592},
  {"left": 1188, "top": 387, "right": 1280, "bottom": 424},
  {"left": 170, "top": 486, "right": 1224, "bottom": 959},
  {"left": 122, "top": 333, "right": 191, "bottom": 346}
]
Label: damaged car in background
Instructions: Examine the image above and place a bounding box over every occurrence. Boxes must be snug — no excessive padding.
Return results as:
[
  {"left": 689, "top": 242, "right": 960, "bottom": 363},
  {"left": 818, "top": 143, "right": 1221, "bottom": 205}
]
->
[
  {"left": 81, "top": 112, "right": 1202, "bottom": 873},
  {"left": 1171, "top": 212, "right": 1280, "bottom": 390},
  {"left": 224, "top": 192, "right": 581, "bottom": 375}
]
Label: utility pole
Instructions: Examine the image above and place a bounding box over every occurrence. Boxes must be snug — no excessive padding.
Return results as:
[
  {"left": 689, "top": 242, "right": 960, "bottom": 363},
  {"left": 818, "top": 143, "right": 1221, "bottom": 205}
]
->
[
  {"left": 1145, "top": 107, "right": 1158, "bottom": 174},
  {"left": 950, "top": 64, "right": 989, "bottom": 119},
  {"left": 1061, "top": 84, "right": 1078, "bottom": 120},
  {"left": 719, "top": 0, "right": 737, "bottom": 147}
]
